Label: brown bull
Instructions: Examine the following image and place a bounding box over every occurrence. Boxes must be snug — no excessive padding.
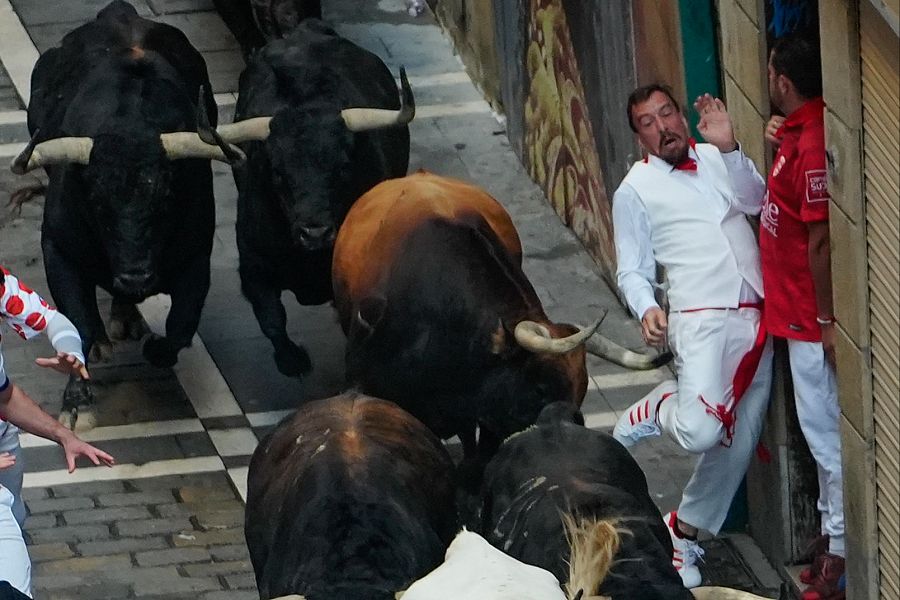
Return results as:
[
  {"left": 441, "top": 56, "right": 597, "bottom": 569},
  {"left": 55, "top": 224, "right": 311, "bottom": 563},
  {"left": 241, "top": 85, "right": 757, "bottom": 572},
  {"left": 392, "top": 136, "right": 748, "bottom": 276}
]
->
[{"left": 332, "top": 171, "right": 653, "bottom": 485}]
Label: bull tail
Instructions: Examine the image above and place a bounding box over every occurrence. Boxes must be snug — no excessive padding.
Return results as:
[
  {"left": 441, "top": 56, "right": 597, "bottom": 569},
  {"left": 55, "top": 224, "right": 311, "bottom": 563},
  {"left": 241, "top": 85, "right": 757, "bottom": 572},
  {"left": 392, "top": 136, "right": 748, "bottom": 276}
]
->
[
  {"left": 584, "top": 332, "right": 672, "bottom": 371},
  {"left": 563, "top": 514, "right": 622, "bottom": 600}
]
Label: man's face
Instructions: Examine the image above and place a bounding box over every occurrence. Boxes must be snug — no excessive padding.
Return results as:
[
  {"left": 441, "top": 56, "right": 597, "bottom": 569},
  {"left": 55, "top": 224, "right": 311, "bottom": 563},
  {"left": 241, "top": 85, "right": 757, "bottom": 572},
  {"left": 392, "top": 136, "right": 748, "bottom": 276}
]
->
[
  {"left": 632, "top": 91, "right": 690, "bottom": 165},
  {"left": 767, "top": 55, "right": 786, "bottom": 112}
]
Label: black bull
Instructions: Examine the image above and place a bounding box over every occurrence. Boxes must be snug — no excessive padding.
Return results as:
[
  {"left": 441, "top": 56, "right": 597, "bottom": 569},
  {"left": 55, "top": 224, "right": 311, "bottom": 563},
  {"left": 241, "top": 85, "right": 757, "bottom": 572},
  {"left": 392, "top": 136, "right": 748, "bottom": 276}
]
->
[
  {"left": 199, "top": 19, "right": 413, "bottom": 379},
  {"left": 244, "top": 393, "right": 457, "bottom": 600},
  {"left": 12, "top": 0, "right": 240, "bottom": 428}
]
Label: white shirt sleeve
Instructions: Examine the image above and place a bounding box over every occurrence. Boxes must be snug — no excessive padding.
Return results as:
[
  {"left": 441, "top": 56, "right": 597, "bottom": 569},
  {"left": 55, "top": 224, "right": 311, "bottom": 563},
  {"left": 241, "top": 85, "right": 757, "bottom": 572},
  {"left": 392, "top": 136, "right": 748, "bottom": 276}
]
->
[
  {"left": 721, "top": 144, "right": 766, "bottom": 215},
  {"left": 612, "top": 183, "right": 659, "bottom": 320}
]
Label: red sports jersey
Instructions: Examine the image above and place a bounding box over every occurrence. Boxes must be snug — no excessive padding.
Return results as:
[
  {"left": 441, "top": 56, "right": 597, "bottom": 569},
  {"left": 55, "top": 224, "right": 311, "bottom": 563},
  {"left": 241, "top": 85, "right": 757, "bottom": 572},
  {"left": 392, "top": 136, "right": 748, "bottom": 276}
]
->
[{"left": 759, "top": 97, "right": 829, "bottom": 342}]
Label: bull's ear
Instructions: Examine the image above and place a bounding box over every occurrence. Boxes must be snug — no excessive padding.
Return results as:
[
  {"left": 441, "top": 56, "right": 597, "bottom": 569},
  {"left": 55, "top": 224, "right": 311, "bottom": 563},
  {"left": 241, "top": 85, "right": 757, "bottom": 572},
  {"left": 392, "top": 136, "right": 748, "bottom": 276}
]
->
[{"left": 353, "top": 296, "right": 387, "bottom": 338}]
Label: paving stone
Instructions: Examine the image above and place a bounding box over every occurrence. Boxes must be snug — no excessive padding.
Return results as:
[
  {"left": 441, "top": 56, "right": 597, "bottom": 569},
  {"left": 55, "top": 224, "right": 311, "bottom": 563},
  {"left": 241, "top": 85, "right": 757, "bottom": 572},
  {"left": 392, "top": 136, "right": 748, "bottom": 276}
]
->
[
  {"left": 26, "top": 524, "right": 111, "bottom": 544},
  {"left": 178, "top": 485, "right": 238, "bottom": 503},
  {"left": 130, "top": 471, "right": 231, "bottom": 492},
  {"left": 132, "top": 573, "right": 221, "bottom": 596},
  {"left": 27, "top": 542, "right": 75, "bottom": 562},
  {"left": 147, "top": 0, "right": 215, "bottom": 14},
  {"left": 116, "top": 517, "right": 195, "bottom": 537},
  {"left": 51, "top": 480, "right": 128, "bottom": 498},
  {"left": 173, "top": 528, "right": 245, "bottom": 547},
  {"left": 25, "top": 514, "right": 59, "bottom": 529},
  {"left": 154, "top": 12, "right": 239, "bottom": 52},
  {"left": 183, "top": 560, "right": 252, "bottom": 577},
  {"left": 21, "top": 487, "right": 49, "bottom": 501},
  {"left": 32, "top": 574, "right": 88, "bottom": 591},
  {"left": 137, "top": 546, "right": 212, "bottom": 567},
  {"left": 34, "top": 554, "right": 133, "bottom": 576},
  {"left": 78, "top": 536, "right": 169, "bottom": 557},
  {"left": 27, "top": 496, "right": 94, "bottom": 514},
  {"left": 64, "top": 505, "right": 153, "bottom": 524},
  {"left": 201, "top": 591, "right": 259, "bottom": 600},
  {"left": 40, "top": 582, "right": 134, "bottom": 600},
  {"left": 158, "top": 500, "right": 243, "bottom": 518},
  {"left": 209, "top": 544, "right": 251, "bottom": 562},
  {"left": 193, "top": 507, "right": 245, "bottom": 530},
  {"left": 223, "top": 572, "right": 256, "bottom": 590},
  {"left": 97, "top": 490, "right": 178, "bottom": 507},
  {"left": 8, "top": 0, "right": 153, "bottom": 25}
]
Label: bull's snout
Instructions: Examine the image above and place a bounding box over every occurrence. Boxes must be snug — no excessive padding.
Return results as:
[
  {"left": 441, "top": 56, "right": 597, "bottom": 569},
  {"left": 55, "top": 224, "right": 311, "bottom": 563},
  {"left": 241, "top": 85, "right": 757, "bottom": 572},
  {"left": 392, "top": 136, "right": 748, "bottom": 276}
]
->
[
  {"left": 113, "top": 271, "right": 159, "bottom": 297},
  {"left": 294, "top": 224, "right": 336, "bottom": 250}
]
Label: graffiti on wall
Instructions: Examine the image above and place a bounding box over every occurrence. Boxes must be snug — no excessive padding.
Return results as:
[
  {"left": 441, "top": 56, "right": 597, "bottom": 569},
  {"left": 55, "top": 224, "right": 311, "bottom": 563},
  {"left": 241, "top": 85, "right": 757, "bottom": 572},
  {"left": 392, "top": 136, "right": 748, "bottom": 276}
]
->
[{"left": 522, "top": 0, "right": 615, "bottom": 280}]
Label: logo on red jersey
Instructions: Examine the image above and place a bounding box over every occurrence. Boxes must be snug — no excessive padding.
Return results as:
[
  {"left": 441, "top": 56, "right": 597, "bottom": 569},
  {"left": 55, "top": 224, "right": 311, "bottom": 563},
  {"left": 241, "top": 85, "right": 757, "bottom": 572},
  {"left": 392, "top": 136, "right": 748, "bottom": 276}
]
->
[
  {"left": 772, "top": 155, "right": 787, "bottom": 178},
  {"left": 761, "top": 192, "right": 779, "bottom": 237},
  {"left": 806, "top": 169, "right": 829, "bottom": 203}
]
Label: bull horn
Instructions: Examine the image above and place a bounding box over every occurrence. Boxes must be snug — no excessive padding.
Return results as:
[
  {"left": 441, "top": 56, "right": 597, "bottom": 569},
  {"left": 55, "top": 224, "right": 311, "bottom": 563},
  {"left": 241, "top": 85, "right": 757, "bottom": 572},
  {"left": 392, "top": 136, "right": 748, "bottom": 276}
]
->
[
  {"left": 11, "top": 135, "right": 93, "bottom": 174},
  {"left": 340, "top": 66, "right": 415, "bottom": 132},
  {"left": 514, "top": 319, "right": 602, "bottom": 354},
  {"left": 208, "top": 116, "right": 273, "bottom": 144},
  {"left": 583, "top": 332, "right": 673, "bottom": 370},
  {"left": 691, "top": 587, "right": 778, "bottom": 600},
  {"left": 159, "top": 131, "right": 245, "bottom": 163},
  {"left": 270, "top": 596, "right": 307, "bottom": 600}
]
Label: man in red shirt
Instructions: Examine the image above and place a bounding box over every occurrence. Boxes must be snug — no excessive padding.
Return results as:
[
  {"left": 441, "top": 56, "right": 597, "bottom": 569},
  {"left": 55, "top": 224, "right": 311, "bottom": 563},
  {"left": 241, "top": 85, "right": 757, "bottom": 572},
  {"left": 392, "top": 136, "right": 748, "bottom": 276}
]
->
[{"left": 762, "top": 36, "right": 844, "bottom": 600}]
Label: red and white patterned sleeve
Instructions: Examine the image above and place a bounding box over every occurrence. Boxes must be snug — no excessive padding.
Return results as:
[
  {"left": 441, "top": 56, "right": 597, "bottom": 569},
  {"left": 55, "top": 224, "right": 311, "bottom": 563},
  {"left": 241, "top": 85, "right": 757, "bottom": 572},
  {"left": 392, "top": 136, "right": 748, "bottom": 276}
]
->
[{"left": 0, "top": 266, "right": 58, "bottom": 341}]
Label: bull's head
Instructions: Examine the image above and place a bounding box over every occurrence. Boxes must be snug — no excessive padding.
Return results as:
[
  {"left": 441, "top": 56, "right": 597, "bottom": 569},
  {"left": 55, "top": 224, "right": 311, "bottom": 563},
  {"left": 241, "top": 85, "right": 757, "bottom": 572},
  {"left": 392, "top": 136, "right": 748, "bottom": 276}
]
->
[
  {"left": 197, "top": 67, "right": 414, "bottom": 251},
  {"left": 476, "top": 318, "right": 601, "bottom": 440},
  {"left": 11, "top": 126, "right": 242, "bottom": 297}
]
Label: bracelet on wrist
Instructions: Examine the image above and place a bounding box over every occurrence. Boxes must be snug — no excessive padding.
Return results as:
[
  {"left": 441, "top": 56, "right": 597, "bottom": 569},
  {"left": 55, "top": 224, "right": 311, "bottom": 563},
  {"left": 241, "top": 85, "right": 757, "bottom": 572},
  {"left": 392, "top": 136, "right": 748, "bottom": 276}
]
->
[{"left": 816, "top": 316, "right": 837, "bottom": 325}]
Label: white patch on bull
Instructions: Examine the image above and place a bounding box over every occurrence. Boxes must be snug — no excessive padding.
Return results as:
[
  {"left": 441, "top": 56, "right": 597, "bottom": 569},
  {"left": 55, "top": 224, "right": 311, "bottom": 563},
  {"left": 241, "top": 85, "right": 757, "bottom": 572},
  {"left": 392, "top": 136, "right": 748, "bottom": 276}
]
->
[
  {"left": 502, "top": 425, "right": 537, "bottom": 446},
  {"left": 295, "top": 434, "right": 304, "bottom": 445},
  {"left": 492, "top": 476, "right": 548, "bottom": 544},
  {"left": 312, "top": 442, "right": 327, "bottom": 457}
]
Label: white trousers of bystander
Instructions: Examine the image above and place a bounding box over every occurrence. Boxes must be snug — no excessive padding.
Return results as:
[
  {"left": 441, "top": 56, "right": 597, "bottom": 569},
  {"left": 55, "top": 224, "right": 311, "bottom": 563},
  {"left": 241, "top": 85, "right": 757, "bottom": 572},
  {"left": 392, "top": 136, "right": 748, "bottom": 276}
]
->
[
  {"left": 787, "top": 338, "right": 844, "bottom": 557},
  {"left": 0, "top": 484, "right": 32, "bottom": 598}
]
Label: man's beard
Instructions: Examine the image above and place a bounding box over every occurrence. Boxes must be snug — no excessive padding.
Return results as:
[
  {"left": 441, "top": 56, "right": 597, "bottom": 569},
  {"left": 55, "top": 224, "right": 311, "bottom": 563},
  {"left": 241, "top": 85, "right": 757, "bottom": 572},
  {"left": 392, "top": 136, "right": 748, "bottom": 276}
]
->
[{"left": 658, "top": 132, "right": 688, "bottom": 165}]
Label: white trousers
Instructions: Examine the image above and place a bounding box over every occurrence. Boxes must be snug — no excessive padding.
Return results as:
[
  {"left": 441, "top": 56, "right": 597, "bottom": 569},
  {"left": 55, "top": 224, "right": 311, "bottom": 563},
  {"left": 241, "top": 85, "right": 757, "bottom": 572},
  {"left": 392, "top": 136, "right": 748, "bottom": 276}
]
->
[
  {"left": 787, "top": 339, "right": 844, "bottom": 556},
  {"left": 0, "top": 435, "right": 26, "bottom": 528},
  {"left": 0, "top": 485, "right": 31, "bottom": 598},
  {"left": 656, "top": 307, "right": 773, "bottom": 534}
]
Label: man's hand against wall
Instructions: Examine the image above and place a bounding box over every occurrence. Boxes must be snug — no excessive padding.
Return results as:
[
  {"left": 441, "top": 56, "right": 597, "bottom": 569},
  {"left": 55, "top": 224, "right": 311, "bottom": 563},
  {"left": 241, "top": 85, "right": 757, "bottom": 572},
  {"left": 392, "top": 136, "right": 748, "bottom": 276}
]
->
[
  {"left": 641, "top": 307, "right": 668, "bottom": 348},
  {"left": 694, "top": 94, "right": 738, "bottom": 153}
]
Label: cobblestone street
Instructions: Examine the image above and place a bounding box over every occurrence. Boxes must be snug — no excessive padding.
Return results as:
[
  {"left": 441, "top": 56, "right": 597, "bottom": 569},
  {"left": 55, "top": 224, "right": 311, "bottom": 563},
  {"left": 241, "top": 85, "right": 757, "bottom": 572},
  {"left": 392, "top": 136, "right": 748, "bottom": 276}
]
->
[{"left": 0, "top": 0, "right": 782, "bottom": 598}]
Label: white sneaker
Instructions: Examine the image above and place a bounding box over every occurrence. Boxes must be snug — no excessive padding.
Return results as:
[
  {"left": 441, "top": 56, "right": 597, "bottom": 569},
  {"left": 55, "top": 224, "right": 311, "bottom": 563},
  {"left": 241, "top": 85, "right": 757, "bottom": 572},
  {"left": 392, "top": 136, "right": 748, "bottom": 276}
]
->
[
  {"left": 612, "top": 380, "right": 677, "bottom": 447},
  {"left": 664, "top": 511, "right": 704, "bottom": 588}
]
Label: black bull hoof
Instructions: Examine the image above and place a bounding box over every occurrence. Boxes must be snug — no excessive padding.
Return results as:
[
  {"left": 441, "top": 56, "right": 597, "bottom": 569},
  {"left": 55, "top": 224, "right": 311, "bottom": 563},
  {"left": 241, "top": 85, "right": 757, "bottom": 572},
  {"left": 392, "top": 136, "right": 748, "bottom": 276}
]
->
[
  {"left": 273, "top": 341, "right": 313, "bottom": 378},
  {"left": 143, "top": 335, "right": 183, "bottom": 368},
  {"left": 61, "top": 380, "right": 97, "bottom": 432}
]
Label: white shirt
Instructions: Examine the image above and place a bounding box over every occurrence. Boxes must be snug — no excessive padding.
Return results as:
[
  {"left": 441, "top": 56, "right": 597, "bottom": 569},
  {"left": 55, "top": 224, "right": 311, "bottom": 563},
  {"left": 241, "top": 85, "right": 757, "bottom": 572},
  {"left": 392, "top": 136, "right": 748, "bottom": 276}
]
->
[{"left": 613, "top": 144, "right": 766, "bottom": 319}]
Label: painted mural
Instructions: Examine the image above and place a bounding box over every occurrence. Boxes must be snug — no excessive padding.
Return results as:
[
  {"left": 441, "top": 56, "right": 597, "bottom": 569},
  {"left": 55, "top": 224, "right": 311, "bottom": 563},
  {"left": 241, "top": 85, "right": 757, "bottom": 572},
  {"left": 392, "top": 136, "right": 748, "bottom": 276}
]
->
[{"left": 521, "top": 0, "right": 616, "bottom": 282}]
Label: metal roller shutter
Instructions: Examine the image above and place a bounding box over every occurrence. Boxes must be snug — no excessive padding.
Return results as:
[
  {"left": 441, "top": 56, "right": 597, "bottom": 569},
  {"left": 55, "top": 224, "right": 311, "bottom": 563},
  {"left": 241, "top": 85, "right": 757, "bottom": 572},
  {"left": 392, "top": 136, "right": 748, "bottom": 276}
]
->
[{"left": 860, "top": 3, "right": 900, "bottom": 597}]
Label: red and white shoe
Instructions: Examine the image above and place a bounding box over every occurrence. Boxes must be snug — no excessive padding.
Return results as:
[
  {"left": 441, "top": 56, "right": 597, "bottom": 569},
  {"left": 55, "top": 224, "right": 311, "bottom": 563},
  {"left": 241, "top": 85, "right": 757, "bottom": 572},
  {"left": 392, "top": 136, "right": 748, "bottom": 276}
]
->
[
  {"left": 663, "top": 511, "right": 704, "bottom": 588},
  {"left": 613, "top": 380, "right": 677, "bottom": 448}
]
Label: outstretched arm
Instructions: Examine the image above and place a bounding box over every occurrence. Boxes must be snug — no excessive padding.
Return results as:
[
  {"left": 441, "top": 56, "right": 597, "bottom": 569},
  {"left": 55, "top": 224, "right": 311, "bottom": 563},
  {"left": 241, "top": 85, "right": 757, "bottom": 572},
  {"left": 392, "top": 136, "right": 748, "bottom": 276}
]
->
[{"left": 0, "top": 384, "right": 114, "bottom": 472}]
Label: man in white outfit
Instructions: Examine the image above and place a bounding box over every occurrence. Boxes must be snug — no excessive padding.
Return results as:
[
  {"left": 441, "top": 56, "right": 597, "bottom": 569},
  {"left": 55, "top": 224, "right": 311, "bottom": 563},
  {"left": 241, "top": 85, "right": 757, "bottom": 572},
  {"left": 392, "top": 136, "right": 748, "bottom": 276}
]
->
[{"left": 611, "top": 85, "right": 773, "bottom": 588}]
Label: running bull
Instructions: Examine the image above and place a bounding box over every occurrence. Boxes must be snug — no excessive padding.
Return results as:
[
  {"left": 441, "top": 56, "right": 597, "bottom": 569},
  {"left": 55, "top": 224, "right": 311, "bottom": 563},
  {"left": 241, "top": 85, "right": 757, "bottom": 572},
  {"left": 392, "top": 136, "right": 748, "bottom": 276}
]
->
[
  {"left": 331, "top": 172, "right": 668, "bottom": 481},
  {"left": 11, "top": 0, "right": 241, "bottom": 429},
  {"left": 198, "top": 19, "right": 413, "bottom": 378},
  {"left": 244, "top": 393, "right": 457, "bottom": 600},
  {"left": 472, "top": 402, "right": 781, "bottom": 600}
]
